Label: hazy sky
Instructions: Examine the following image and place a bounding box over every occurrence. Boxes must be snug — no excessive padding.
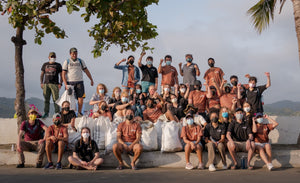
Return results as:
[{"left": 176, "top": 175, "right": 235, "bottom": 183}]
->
[{"left": 0, "top": 0, "right": 299, "bottom": 104}]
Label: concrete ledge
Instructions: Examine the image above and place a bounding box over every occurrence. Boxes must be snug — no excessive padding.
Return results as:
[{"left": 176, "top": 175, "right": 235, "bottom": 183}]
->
[{"left": 1, "top": 148, "right": 300, "bottom": 168}]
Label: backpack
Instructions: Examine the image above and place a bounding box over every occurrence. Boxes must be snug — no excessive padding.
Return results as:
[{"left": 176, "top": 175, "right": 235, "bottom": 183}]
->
[
  {"left": 67, "top": 58, "right": 84, "bottom": 70},
  {"left": 24, "top": 119, "right": 45, "bottom": 139}
]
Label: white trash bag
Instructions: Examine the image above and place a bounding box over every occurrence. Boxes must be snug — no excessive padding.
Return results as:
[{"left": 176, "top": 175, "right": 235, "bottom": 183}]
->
[
  {"left": 56, "top": 85, "right": 76, "bottom": 111},
  {"left": 161, "top": 121, "right": 183, "bottom": 152},
  {"left": 105, "top": 122, "right": 118, "bottom": 152},
  {"left": 67, "top": 127, "right": 81, "bottom": 150},
  {"left": 154, "top": 120, "right": 165, "bottom": 150},
  {"left": 140, "top": 120, "right": 158, "bottom": 151},
  {"left": 93, "top": 116, "right": 111, "bottom": 150}
]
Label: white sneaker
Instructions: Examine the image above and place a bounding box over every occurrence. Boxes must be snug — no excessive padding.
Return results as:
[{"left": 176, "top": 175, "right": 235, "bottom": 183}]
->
[
  {"left": 222, "top": 164, "right": 228, "bottom": 170},
  {"left": 208, "top": 164, "right": 216, "bottom": 172},
  {"left": 185, "top": 162, "right": 194, "bottom": 170},
  {"left": 267, "top": 163, "right": 273, "bottom": 171},
  {"left": 197, "top": 163, "right": 204, "bottom": 170}
]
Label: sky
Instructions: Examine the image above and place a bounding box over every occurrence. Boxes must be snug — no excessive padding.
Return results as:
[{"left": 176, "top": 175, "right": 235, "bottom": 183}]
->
[{"left": 0, "top": 0, "right": 299, "bottom": 105}]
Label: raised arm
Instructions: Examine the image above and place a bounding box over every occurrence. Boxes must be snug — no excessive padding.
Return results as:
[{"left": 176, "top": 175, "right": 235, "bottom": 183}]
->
[
  {"left": 158, "top": 59, "right": 163, "bottom": 73},
  {"left": 265, "top": 114, "right": 278, "bottom": 128},
  {"left": 115, "top": 58, "right": 127, "bottom": 67},
  {"left": 265, "top": 72, "right": 271, "bottom": 88},
  {"left": 252, "top": 117, "right": 257, "bottom": 133},
  {"left": 178, "top": 63, "right": 183, "bottom": 76},
  {"left": 138, "top": 51, "right": 146, "bottom": 68}
]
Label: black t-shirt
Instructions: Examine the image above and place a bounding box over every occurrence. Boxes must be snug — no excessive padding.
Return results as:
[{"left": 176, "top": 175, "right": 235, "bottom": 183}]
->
[
  {"left": 178, "top": 94, "right": 188, "bottom": 110},
  {"left": 41, "top": 62, "right": 62, "bottom": 84},
  {"left": 227, "top": 120, "right": 252, "bottom": 142},
  {"left": 204, "top": 123, "right": 226, "bottom": 141},
  {"left": 60, "top": 110, "right": 76, "bottom": 124},
  {"left": 73, "top": 139, "right": 99, "bottom": 162},
  {"left": 169, "top": 105, "right": 185, "bottom": 120},
  {"left": 139, "top": 64, "right": 158, "bottom": 83},
  {"left": 245, "top": 85, "right": 267, "bottom": 113}
]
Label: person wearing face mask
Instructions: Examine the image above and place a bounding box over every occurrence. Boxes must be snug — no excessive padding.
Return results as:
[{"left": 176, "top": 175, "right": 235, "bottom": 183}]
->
[
  {"left": 130, "top": 84, "right": 146, "bottom": 118},
  {"left": 158, "top": 55, "right": 179, "bottom": 94},
  {"left": 113, "top": 109, "right": 143, "bottom": 170},
  {"left": 175, "top": 84, "right": 190, "bottom": 110},
  {"left": 44, "top": 113, "right": 68, "bottom": 170},
  {"left": 252, "top": 113, "right": 278, "bottom": 171},
  {"left": 204, "top": 58, "right": 224, "bottom": 87},
  {"left": 204, "top": 109, "right": 227, "bottom": 171},
  {"left": 238, "top": 73, "right": 271, "bottom": 113},
  {"left": 68, "top": 127, "right": 104, "bottom": 170},
  {"left": 180, "top": 111, "right": 204, "bottom": 170},
  {"left": 226, "top": 108, "right": 255, "bottom": 170},
  {"left": 138, "top": 51, "right": 158, "bottom": 94},
  {"left": 62, "top": 48, "right": 94, "bottom": 117},
  {"left": 161, "top": 84, "right": 172, "bottom": 104},
  {"left": 219, "top": 80, "right": 239, "bottom": 112},
  {"left": 243, "top": 102, "right": 254, "bottom": 128},
  {"left": 92, "top": 101, "right": 113, "bottom": 121},
  {"left": 179, "top": 54, "right": 200, "bottom": 91},
  {"left": 169, "top": 94, "right": 184, "bottom": 120},
  {"left": 89, "top": 83, "right": 110, "bottom": 113},
  {"left": 108, "top": 87, "right": 122, "bottom": 117},
  {"left": 114, "top": 55, "right": 140, "bottom": 95},
  {"left": 218, "top": 107, "right": 232, "bottom": 131},
  {"left": 114, "top": 92, "right": 133, "bottom": 121},
  {"left": 40, "top": 52, "right": 63, "bottom": 118},
  {"left": 59, "top": 101, "right": 77, "bottom": 131},
  {"left": 16, "top": 109, "right": 48, "bottom": 168},
  {"left": 207, "top": 85, "right": 221, "bottom": 110},
  {"left": 188, "top": 80, "right": 212, "bottom": 120}
]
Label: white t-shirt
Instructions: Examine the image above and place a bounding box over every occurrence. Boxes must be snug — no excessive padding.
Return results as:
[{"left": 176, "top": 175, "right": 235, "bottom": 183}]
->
[{"left": 62, "top": 58, "right": 87, "bottom": 82}]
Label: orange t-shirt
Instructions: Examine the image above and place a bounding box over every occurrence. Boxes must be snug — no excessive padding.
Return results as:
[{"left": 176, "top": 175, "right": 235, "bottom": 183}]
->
[
  {"left": 160, "top": 65, "right": 178, "bottom": 86},
  {"left": 204, "top": 67, "right": 224, "bottom": 87},
  {"left": 254, "top": 124, "right": 274, "bottom": 143},
  {"left": 208, "top": 96, "right": 220, "bottom": 109},
  {"left": 117, "top": 121, "right": 142, "bottom": 143},
  {"left": 127, "top": 65, "right": 135, "bottom": 88},
  {"left": 143, "top": 107, "right": 163, "bottom": 123},
  {"left": 220, "top": 93, "right": 237, "bottom": 109},
  {"left": 180, "top": 125, "right": 203, "bottom": 141},
  {"left": 188, "top": 90, "right": 207, "bottom": 113}
]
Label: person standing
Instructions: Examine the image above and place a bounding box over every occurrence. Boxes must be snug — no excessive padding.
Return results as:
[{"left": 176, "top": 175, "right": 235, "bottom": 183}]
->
[
  {"left": 40, "top": 52, "right": 62, "bottom": 118},
  {"left": 62, "top": 47, "right": 94, "bottom": 117},
  {"left": 114, "top": 55, "right": 140, "bottom": 94},
  {"left": 138, "top": 51, "right": 158, "bottom": 94},
  {"left": 179, "top": 54, "right": 200, "bottom": 90},
  {"left": 203, "top": 58, "right": 224, "bottom": 87},
  {"left": 158, "top": 55, "right": 179, "bottom": 94}
]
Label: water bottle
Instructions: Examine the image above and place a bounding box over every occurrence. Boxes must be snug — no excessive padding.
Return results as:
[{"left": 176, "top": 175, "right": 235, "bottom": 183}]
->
[
  {"left": 241, "top": 156, "right": 247, "bottom": 169},
  {"left": 11, "top": 144, "right": 15, "bottom": 151}
]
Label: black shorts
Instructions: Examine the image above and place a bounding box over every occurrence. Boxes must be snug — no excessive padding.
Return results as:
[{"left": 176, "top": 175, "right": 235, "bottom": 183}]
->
[{"left": 67, "top": 81, "right": 85, "bottom": 99}]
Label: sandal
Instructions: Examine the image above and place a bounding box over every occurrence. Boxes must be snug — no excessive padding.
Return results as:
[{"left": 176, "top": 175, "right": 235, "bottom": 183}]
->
[
  {"left": 231, "top": 164, "right": 238, "bottom": 170},
  {"left": 248, "top": 166, "right": 254, "bottom": 170},
  {"left": 116, "top": 165, "right": 123, "bottom": 170},
  {"left": 132, "top": 166, "right": 138, "bottom": 170}
]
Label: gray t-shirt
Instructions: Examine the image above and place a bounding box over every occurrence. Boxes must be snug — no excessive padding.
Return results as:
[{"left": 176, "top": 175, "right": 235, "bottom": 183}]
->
[
  {"left": 182, "top": 63, "right": 197, "bottom": 85},
  {"left": 90, "top": 93, "right": 110, "bottom": 112},
  {"left": 62, "top": 58, "right": 87, "bottom": 82}
]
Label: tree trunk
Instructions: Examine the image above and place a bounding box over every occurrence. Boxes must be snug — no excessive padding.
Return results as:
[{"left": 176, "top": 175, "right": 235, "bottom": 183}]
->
[
  {"left": 12, "top": 26, "right": 27, "bottom": 131},
  {"left": 292, "top": 0, "right": 300, "bottom": 64}
]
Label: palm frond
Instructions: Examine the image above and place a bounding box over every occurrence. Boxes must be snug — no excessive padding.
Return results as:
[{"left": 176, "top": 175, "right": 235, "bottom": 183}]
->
[{"left": 247, "top": 0, "right": 277, "bottom": 34}]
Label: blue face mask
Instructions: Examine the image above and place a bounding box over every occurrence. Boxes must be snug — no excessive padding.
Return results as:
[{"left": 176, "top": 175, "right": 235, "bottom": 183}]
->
[
  {"left": 136, "top": 89, "right": 141, "bottom": 94},
  {"left": 222, "top": 112, "right": 229, "bottom": 118},
  {"left": 99, "top": 89, "right": 105, "bottom": 94},
  {"left": 256, "top": 118, "right": 263, "bottom": 124},
  {"left": 186, "top": 58, "right": 193, "bottom": 62},
  {"left": 147, "top": 60, "right": 153, "bottom": 65},
  {"left": 187, "top": 118, "right": 194, "bottom": 125},
  {"left": 166, "top": 61, "right": 171, "bottom": 65},
  {"left": 236, "top": 113, "right": 243, "bottom": 120},
  {"left": 121, "top": 97, "right": 128, "bottom": 103}
]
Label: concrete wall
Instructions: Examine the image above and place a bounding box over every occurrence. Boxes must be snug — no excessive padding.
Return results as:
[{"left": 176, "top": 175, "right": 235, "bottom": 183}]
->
[{"left": 1, "top": 116, "right": 300, "bottom": 145}]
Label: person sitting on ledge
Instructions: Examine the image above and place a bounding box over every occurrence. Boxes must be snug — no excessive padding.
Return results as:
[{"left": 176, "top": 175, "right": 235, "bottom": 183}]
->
[
  {"left": 44, "top": 113, "right": 68, "bottom": 170},
  {"left": 113, "top": 109, "right": 143, "bottom": 170},
  {"left": 68, "top": 127, "right": 104, "bottom": 170},
  {"left": 16, "top": 109, "right": 48, "bottom": 168}
]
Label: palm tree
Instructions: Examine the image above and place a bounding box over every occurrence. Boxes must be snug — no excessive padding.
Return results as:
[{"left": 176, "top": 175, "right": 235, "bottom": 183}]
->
[{"left": 248, "top": 0, "right": 300, "bottom": 63}]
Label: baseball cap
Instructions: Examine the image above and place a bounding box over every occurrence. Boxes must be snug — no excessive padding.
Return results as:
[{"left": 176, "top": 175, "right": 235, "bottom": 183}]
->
[
  {"left": 235, "top": 108, "right": 243, "bottom": 113},
  {"left": 69, "top": 47, "right": 78, "bottom": 53},
  {"left": 194, "top": 80, "right": 201, "bottom": 86},
  {"left": 28, "top": 109, "right": 38, "bottom": 115},
  {"left": 49, "top": 52, "right": 56, "bottom": 57},
  {"left": 224, "top": 83, "right": 231, "bottom": 88},
  {"left": 255, "top": 112, "right": 263, "bottom": 118}
]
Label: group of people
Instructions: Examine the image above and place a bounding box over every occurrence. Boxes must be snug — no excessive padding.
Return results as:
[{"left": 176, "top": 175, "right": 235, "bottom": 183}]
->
[{"left": 16, "top": 48, "right": 279, "bottom": 171}]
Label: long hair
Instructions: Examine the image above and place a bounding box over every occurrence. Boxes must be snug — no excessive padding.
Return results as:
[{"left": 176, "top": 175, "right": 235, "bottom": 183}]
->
[{"left": 80, "top": 127, "right": 92, "bottom": 149}]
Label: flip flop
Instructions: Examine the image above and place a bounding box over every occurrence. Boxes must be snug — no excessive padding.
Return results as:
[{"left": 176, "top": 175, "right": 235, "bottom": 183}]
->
[
  {"left": 248, "top": 166, "right": 254, "bottom": 170},
  {"left": 131, "top": 165, "right": 138, "bottom": 170},
  {"left": 231, "top": 164, "right": 238, "bottom": 170},
  {"left": 116, "top": 165, "right": 123, "bottom": 170}
]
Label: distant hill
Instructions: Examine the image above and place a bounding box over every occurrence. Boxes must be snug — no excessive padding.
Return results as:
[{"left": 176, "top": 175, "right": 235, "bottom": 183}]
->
[
  {"left": 0, "top": 97, "right": 299, "bottom": 118},
  {"left": 0, "top": 97, "right": 92, "bottom": 118}
]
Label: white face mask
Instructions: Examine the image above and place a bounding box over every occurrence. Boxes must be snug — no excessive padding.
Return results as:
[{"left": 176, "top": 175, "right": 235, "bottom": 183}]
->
[
  {"left": 49, "top": 58, "right": 56, "bottom": 62},
  {"left": 244, "top": 107, "right": 251, "bottom": 113},
  {"left": 164, "top": 88, "right": 170, "bottom": 92},
  {"left": 249, "top": 83, "right": 255, "bottom": 88},
  {"left": 171, "top": 98, "right": 177, "bottom": 103},
  {"left": 82, "top": 132, "right": 90, "bottom": 139},
  {"left": 180, "top": 88, "right": 186, "bottom": 93}
]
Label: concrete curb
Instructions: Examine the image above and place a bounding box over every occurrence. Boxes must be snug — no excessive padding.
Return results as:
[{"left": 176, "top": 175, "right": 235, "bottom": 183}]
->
[{"left": 1, "top": 148, "right": 300, "bottom": 168}]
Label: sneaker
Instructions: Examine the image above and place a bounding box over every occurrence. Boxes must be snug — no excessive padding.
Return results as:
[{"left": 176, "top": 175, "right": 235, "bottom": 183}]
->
[
  {"left": 197, "top": 163, "right": 204, "bottom": 170},
  {"left": 222, "top": 164, "right": 228, "bottom": 170},
  {"left": 185, "top": 162, "right": 194, "bottom": 170},
  {"left": 44, "top": 162, "right": 54, "bottom": 169},
  {"left": 56, "top": 162, "right": 62, "bottom": 170},
  {"left": 209, "top": 164, "right": 216, "bottom": 172},
  {"left": 36, "top": 162, "right": 42, "bottom": 168},
  {"left": 77, "top": 113, "right": 83, "bottom": 117},
  {"left": 267, "top": 163, "right": 273, "bottom": 171},
  {"left": 16, "top": 163, "right": 24, "bottom": 168},
  {"left": 42, "top": 113, "right": 49, "bottom": 118}
]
